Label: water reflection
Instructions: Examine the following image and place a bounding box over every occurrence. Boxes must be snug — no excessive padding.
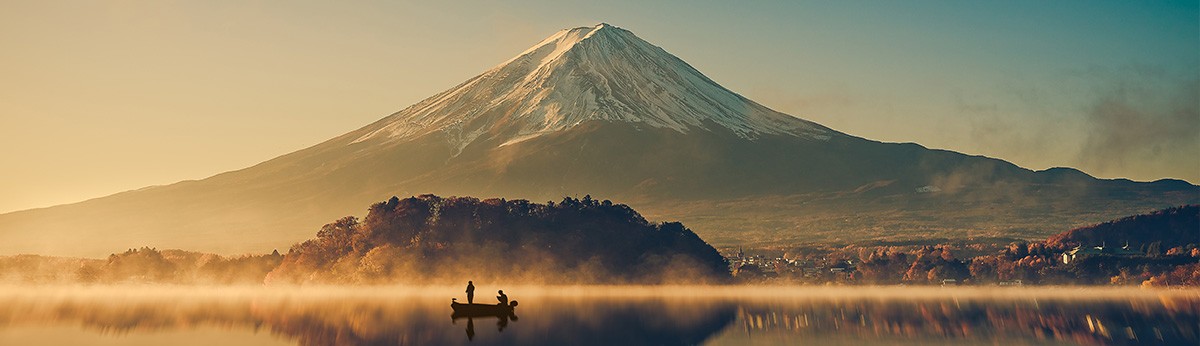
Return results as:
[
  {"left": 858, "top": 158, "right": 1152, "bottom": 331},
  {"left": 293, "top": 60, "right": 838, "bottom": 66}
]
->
[
  {"left": 451, "top": 314, "right": 515, "bottom": 337},
  {"left": 721, "top": 298, "right": 1198, "bottom": 345},
  {"left": 0, "top": 286, "right": 1195, "bottom": 345}
]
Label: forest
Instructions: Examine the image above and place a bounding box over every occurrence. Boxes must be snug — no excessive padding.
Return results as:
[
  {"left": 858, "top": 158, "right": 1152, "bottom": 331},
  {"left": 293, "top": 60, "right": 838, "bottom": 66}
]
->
[{"left": 265, "top": 194, "right": 730, "bottom": 284}]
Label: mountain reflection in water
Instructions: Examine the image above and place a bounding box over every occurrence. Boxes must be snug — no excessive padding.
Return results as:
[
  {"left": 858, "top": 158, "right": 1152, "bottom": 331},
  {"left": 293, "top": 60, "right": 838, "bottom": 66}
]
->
[{"left": 0, "top": 286, "right": 1195, "bottom": 345}]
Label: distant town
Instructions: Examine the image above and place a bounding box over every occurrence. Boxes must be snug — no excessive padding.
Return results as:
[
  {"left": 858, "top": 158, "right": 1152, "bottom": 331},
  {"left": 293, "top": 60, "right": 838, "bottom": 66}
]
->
[{"left": 722, "top": 240, "right": 1197, "bottom": 286}]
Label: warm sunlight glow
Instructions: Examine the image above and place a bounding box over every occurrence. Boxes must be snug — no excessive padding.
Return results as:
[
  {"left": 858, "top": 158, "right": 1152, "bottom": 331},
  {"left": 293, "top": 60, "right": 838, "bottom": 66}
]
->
[{"left": 1, "top": 2, "right": 1196, "bottom": 345}]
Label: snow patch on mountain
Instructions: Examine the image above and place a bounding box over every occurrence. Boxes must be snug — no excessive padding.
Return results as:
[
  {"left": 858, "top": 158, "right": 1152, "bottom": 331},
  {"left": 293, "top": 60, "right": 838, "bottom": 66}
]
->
[{"left": 353, "top": 23, "right": 836, "bottom": 150}]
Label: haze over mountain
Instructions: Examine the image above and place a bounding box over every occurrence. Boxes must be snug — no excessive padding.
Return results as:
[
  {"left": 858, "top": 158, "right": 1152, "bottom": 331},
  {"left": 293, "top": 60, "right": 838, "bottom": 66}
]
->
[{"left": 1, "top": 23, "right": 1196, "bottom": 257}]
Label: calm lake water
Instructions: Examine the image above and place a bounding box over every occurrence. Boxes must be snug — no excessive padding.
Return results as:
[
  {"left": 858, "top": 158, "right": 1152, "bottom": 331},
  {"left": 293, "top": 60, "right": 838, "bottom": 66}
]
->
[{"left": 0, "top": 285, "right": 1195, "bottom": 345}]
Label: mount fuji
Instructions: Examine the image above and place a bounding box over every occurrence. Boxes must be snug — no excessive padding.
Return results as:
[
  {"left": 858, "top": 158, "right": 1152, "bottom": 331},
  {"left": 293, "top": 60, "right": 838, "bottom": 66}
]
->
[
  {"left": 2, "top": 24, "right": 1195, "bottom": 256},
  {"left": 351, "top": 24, "right": 834, "bottom": 151}
]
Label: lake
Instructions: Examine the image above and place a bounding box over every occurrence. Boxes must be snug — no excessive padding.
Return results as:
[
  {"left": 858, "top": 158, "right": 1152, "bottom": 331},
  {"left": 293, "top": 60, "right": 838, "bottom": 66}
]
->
[{"left": 0, "top": 285, "right": 1195, "bottom": 345}]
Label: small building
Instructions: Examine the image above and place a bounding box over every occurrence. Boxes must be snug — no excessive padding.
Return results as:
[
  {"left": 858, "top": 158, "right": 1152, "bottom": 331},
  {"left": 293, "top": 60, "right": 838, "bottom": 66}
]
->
[
  {"left": 999, "top": 279, "right": 1023, "bottom": 286},
  {"left": 828, "top": 260, "right": 856, "bottom": 274},
  {"left": 1062, "top": 243, "right": 1141, "bottom": 264}
]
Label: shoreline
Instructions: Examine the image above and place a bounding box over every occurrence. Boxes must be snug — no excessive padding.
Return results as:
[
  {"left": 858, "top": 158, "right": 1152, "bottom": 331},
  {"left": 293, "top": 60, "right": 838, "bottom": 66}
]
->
[{"left": 1, "top": 284, "right": 1196, "bottom": 301}]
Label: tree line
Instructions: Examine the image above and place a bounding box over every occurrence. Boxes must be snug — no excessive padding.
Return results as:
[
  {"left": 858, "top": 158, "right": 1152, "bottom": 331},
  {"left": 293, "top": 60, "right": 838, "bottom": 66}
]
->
[{"left": 739, "top": 205, "right": 1200, "bottom": 286}]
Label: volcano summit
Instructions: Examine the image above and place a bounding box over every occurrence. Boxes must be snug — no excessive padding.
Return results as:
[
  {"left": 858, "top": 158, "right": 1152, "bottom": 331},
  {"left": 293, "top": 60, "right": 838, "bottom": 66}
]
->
[
  {"left": 1, "top": 24, "right": 1195, "bottom": 256},
  {"left": 353, "top": 23, "right": 835, "bottom": 152}
]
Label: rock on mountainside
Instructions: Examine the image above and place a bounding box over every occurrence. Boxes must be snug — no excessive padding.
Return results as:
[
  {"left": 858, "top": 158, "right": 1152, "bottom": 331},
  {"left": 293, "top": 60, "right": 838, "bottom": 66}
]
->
[{"left": 0, "top": 23, "right": 1196, "bottom": 257}]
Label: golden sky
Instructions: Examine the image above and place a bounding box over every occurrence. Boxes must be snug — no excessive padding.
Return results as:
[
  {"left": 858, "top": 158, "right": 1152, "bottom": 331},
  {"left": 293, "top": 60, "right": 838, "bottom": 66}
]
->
[{"left": 1, "top": 1, "right": 1197, "bottom": 213}]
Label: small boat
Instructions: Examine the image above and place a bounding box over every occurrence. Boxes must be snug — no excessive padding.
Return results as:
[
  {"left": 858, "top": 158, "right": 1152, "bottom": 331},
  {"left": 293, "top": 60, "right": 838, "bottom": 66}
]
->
[{"left": 451, "top": 298, "right": 518, "bottom": 318}]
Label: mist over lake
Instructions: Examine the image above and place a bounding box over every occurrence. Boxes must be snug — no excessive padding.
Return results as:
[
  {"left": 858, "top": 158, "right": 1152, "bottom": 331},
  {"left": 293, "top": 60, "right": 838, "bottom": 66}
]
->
[{"left": 0, "top": 285, "right": 1195, "bottom": 345}]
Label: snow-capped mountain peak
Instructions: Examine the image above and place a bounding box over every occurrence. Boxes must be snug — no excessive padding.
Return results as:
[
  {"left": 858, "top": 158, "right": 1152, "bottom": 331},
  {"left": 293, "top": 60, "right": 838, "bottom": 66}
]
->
[{"left": 353, "top": 23, "right": 835, "bottom": 151}]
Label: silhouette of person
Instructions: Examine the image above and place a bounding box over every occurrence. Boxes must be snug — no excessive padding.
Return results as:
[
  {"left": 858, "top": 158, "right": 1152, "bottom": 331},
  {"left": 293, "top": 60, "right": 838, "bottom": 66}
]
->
[
  {"left": 466, "top": 281, "right": 475, "bottom": 304},
  {"left": 496, "top": 290, "right": 508, "bottom": 306}
]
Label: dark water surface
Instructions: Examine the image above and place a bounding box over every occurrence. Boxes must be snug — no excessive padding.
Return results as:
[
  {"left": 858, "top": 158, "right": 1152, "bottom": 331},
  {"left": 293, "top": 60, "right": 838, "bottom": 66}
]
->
[{"left": 0, "top": 286, "right": 1195, "bottom": 345}]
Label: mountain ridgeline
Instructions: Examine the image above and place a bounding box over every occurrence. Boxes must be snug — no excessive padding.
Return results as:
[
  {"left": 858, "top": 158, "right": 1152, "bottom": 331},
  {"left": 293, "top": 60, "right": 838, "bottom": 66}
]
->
[
  {"left": 0, "top": 23, "right": 1196, "bottom": 257},
  {"left": 265, "top": 195, "right": 730, "bottom": 284}
]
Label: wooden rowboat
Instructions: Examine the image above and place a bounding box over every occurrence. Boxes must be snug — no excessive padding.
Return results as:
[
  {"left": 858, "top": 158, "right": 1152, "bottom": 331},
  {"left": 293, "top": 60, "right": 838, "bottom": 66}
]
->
[{"left": 451, "top": 298, "right": 518, "bottom": 318}]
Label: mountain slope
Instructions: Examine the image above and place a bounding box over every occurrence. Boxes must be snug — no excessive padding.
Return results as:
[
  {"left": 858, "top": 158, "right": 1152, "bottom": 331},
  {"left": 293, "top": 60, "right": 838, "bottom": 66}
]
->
[{"left": 1, "top": 24, "right": 1196, "bottom": 257}]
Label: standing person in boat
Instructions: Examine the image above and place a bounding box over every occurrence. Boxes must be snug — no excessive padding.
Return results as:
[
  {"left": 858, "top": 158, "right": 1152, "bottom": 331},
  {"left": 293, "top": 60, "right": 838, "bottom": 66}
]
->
[
  {"left": 466, "top": 281, "right": 475, "bottom": 304},
  {"left": 496, "top": 290, "right": 508, "bottom": 306}
]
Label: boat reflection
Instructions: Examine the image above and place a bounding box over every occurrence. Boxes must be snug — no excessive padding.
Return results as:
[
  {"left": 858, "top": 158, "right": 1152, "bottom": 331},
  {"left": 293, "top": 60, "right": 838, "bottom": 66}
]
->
[{"left": 451, "top": 312, "right": 517, "bottom": 339}]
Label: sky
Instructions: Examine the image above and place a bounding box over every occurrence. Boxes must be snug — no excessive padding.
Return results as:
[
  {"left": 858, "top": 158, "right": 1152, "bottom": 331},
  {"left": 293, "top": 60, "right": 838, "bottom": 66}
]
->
[{"left": 1, "top": 1, "right": 1197, "bottom": 213}]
